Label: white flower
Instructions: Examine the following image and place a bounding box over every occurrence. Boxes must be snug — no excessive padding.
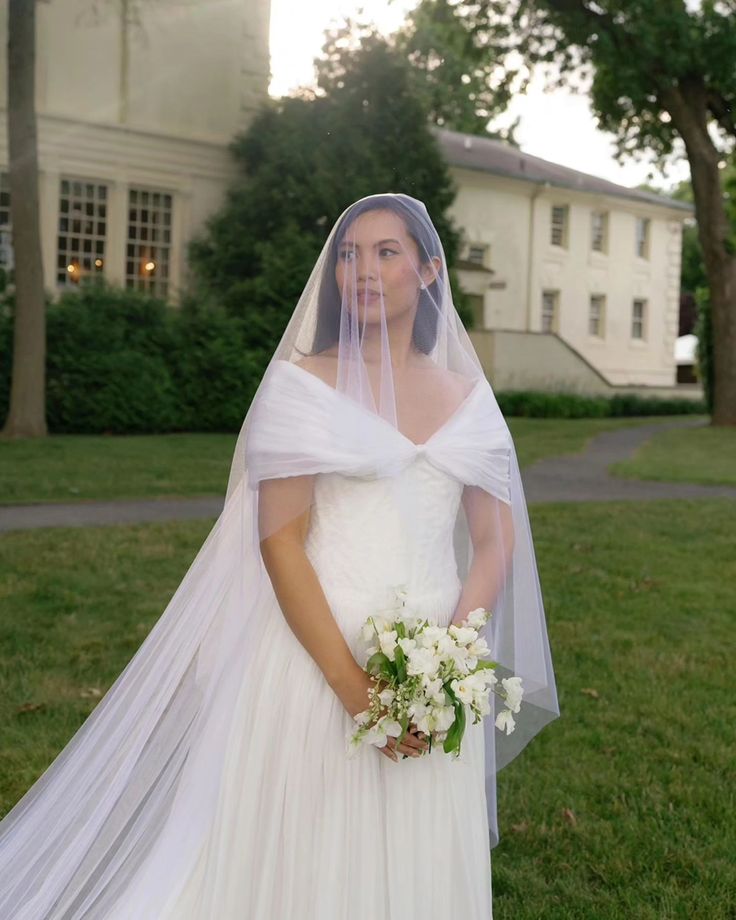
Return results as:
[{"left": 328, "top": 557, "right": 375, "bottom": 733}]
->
[
  {"left": 446, "top": 643, "right": 471, "bottom": 673},
  {"left": 475, "top": 693, "right": 491, "bottom": 716},
  {"left": 449, "top": 677, "right": 475, "bottom": 705},
  {"left": 378, "top": 629, "right": 398, "bottom": 661},
  {"left": 435, "top": 633, "right": 457, "bottom": 657},
  {"left": 501, "top": 676, "right": 524, "bottom": 714},
  {"left": 422, "top": 674, "right": 443, "bottom": 693},
  {"left": 365, "top": 716, "right": 402, "bottom": 748},
  {"left": 464, "top": 671, "right": 489, "bottom": 691},
  {"left": 397, "top": 636, "right": 417, "bottom": 656},
  {"left": 495, "top": 708, "right": 516, "bottom": 735},
  {"left": 418, "top": 625, "right": 445, "bottom": 648},
  {"left": 467, "top": 636, "right": 490, "bottom": 659},
  {"left": 432, "top": 705, "right": 455, "bottom": 732},
  {"left": 406, "top": 646, "right": 441, "bottom": 678},
  {"left": 466, "top": 607, "right": 488, "bottom": 630},
  {"left": 473, "top": 668, "right": 497, "bottom": 688},
  {"left": 408, "top": 700, "right": 431, "bottom": 722},
  {"left": 448, "top": 625, "right": 476, "bottom": 647},
  {"left": 371, "top": 615, "right": 391, "bottom": 634},
  {"left": 415, "top": 704, "right": 454, "bottom": 734},
  {"left": 378, "top": 687, "right": 395, "bottom": 707},
  {"left": 353, "top": 709, "right": 371, "bottom": 726},
  {"left": 361, "top": 621, "right": 376, "bottom": 642}
]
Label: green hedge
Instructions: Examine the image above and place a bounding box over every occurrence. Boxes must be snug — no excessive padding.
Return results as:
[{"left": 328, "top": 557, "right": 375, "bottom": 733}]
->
[
  {"left": 0, "top": 282, "right": 707, "bottom": 432},
  {"left": 496, "top": 389, "right": 706, "bottom": 418},
  {"left": 0, "top": 281, "right": 261, "bottom": 434}
]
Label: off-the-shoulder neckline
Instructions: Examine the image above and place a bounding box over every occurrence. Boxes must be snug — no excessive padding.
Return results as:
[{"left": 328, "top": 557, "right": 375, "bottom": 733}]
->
[{"left": 272, "top": 358, "right": 488, "bottom": 450}]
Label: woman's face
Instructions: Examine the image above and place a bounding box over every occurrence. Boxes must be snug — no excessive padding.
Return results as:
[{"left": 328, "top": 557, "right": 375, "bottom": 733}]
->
[{"left": 334, "top": 209, "right": 439, "bottom": 325}]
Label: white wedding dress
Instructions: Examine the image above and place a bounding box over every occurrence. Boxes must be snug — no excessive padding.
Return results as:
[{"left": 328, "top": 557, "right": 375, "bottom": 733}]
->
[{"left": 159, "top": 452, "right": 493, "bottom": 917}]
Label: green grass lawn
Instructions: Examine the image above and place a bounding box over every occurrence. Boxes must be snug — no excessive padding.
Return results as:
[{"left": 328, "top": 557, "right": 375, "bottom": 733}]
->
[
  {"left": 1, "top": 499, "right": 734, "bottom": 917},
  {"left": 0, "top": 415, "right": 688, "bottom": 506},
  {"left": 0, "top": 432, "right": 235, "bottom": 505},
  {"left": 610, "top": 423, "right": 736, "bottom": 487}
]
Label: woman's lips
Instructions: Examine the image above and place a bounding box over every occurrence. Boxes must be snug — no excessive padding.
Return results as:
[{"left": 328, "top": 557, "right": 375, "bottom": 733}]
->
[{"left": 356, "top": 290, "right": 380, "bottom": 301}]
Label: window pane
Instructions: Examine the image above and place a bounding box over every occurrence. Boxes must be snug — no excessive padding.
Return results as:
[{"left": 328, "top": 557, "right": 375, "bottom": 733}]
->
[
  {"left": 57, "top": 177, "right": 108, "bottom": 287},
  {"left": 551, "top": 206, "right": 568, "bottom": 247},
  {"left": 126, "top": 186, "right": 173, "bottom": 298}
]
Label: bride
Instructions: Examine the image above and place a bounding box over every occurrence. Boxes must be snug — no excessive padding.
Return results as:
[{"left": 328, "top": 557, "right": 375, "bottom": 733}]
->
[{"left": 0, "top": 192, "right": 559, "bottom": 918}]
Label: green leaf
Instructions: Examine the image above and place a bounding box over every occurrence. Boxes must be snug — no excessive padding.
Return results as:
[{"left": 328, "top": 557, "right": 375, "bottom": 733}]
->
[
  {"left": 366, "top": 651, "right": 395, "bottom": 681},
  {"left": 394, "top": 643, "right": 407, "bottom": 683}
]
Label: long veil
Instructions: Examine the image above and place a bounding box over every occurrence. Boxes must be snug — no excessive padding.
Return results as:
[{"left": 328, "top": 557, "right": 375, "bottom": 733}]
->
[{"left": 0, "top": 193, "right": 559, "bottom": 918}]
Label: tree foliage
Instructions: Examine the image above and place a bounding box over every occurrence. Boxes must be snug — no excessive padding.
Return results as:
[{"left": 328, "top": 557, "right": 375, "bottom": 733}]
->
[
  {"left": 188, "top": 28, "right": 468, "bottom": 371},
  {"left": 389, "top": 1, "right": 521, "bottom": 141}
]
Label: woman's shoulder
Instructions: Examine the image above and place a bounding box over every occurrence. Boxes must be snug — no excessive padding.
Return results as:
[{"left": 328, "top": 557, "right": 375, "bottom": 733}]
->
[{"left": 293, "top": 351, "right": 339, "bottom": 387}]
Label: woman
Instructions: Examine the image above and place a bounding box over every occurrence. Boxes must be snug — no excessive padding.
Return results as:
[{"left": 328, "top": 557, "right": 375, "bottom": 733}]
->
[{"left": 0, "top": 193, "right": 559, "bottom": 918}]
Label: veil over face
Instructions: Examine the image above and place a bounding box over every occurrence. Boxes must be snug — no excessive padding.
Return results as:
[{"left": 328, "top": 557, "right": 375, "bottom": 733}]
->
[{"left": 0, "top": 193, "right": 559, "bottom": 919}]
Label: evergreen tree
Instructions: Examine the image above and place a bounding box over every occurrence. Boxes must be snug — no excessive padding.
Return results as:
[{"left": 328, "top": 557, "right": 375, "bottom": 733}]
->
[{"left": 188, "top": 29, "right": 467, "bottom": 371}]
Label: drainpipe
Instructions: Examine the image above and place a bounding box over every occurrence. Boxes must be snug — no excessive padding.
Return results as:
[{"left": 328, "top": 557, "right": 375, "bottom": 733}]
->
[{"left": 525, "top": 181, "right": 550, "bottom": 332}]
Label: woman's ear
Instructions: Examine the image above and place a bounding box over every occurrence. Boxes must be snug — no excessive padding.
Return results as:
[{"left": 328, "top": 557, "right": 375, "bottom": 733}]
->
[{"left": 420, "top": 256, "right": 442, "bottom": 288}]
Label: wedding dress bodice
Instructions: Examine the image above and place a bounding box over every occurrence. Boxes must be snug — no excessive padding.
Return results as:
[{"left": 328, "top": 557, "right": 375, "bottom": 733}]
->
[
  {"left": 304, "top": 459, "right": 465, "bottom": 645},
  {"left": 244, "top": 358, "right": 514, "bottom": 650}
]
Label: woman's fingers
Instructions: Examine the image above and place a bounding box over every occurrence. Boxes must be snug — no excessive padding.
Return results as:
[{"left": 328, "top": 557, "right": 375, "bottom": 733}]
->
[
  {"left": 401, "top": 730, "right": 429, "bottom": 752},
  {"left": 381, "top": 736, "right": 428, "bottom": 761}
]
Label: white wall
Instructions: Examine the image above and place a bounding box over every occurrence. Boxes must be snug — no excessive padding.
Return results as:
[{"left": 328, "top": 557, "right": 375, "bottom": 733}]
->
[
  {"left": 0, "top": 0, "right": 271, "bottom": 302},
  {"left": 449, "top": 166, "right": 686, "bottom": 387}
]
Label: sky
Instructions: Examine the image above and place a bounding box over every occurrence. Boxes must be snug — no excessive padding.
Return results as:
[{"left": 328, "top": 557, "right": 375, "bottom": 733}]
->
[{"left": 268, "top": 0, "right": 691, "bottom": 193}]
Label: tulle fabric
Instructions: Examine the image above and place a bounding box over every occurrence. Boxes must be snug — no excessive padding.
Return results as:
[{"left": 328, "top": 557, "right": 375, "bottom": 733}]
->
[{"left": 159, "top": 581, "right": 492, "bottom": 919}]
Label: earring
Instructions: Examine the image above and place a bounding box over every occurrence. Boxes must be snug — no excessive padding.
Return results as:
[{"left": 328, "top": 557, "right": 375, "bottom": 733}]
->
[{"left": 419, "top": 283, "right": 427, "bottom": 291}]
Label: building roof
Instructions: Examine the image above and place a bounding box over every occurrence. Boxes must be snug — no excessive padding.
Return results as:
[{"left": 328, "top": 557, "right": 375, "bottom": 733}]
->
[{"left": 433, "top": 127, "right": 694, "bottom": 214}]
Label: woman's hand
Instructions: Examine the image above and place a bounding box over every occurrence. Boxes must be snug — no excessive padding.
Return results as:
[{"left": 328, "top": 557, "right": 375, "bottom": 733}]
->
[{"left": 336, "top": 666, "right": 429, "bottom": 762}]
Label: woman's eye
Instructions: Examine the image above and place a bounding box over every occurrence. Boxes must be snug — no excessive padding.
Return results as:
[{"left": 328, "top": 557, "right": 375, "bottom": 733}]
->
[{"left": 338, "top": 248, "right": 397, "bottom": 260}]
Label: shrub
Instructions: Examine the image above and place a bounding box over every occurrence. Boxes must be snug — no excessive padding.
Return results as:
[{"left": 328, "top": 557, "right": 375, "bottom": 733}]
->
[{"left": 496, "top": 389, "right": 706, "bottom": 418}]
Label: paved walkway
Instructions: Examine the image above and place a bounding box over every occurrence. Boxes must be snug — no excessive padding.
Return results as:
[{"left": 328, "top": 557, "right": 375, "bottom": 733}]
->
[
  {"left": 522, "top": 417, "right": 736, "bottom": 504},
  {"left": 1, "top": 418, "right": 734, "bottom": 533}
]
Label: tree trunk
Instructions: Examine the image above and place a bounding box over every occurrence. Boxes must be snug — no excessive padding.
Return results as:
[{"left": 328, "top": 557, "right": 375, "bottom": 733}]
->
[
  {"left": 1, "top": 0, "right": 47, "bottom": 440},
  {"left": 662, "top": 81, "right": 736, "bottom": 427}
]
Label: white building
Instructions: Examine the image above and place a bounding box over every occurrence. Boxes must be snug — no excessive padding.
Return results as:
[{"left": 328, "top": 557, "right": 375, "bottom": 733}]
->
[
  {"left": 436, "top": 128, "right": 696, "bottom": 394},
  {"left": 0, "top": 2, "right": 697, "bottom": 395},
  {"left": 0, "top": 0, "right": 271, "bottom": 302}
]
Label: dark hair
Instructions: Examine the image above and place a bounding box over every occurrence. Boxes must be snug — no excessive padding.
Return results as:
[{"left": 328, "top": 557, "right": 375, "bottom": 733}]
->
[{"left": 305, "top": 194, "right": 443, "bottom": 356}]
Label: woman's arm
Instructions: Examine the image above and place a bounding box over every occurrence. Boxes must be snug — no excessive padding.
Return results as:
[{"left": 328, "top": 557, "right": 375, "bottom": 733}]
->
[
  {"left": 450, "top": 485, "right": 515, "bottom": 626},
  {"left": 258, "top": 474, "right": 362, "bottom": 697},
  {"left": 257, "top": 474, "right": 429, "bottom": 761}
]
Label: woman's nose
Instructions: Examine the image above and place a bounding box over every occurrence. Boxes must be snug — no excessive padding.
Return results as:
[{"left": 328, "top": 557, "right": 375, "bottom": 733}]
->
[{"left": 355, "top": 256, "right": 379, "bottom": 279}]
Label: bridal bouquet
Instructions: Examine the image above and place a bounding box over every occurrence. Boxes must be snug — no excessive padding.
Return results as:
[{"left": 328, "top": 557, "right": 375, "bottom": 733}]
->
[{"left": 346, "top": 586, "right": 524, "bottom": 760}]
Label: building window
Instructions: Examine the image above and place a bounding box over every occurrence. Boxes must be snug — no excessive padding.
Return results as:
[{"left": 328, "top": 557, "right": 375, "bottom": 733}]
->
[
  {"left": 57, "top": 178, "right": 107, "bottom": 286},
  {"left": 550, "top": 205, "right": 569, "bottom": 248},
  {"left": 0, "top": 172, "right": 12, "bottom": 271},
  {"left": 541, "top": 289, "right": 559, "bottom": 333},
  {"left": 591, "top": 211, "right": 608, "bottom": 253},
  {"left": 632, "top": 298, "right": 647, "bottom": 339},
  {"left": 466, "top": 293, "right": 485, "bottom": 328},
  {"left": 589, "top": 294, "right": 606, "bottom": 337},
  {"left": 467, "top": 244, "right": 488, "bottom": 267},
  {"left": 635, "top": 217, "right": 650, "bottom": 259},
  {"left": 126, "top": 187, "right": 173, "bottom": 297}
]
